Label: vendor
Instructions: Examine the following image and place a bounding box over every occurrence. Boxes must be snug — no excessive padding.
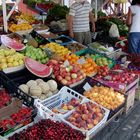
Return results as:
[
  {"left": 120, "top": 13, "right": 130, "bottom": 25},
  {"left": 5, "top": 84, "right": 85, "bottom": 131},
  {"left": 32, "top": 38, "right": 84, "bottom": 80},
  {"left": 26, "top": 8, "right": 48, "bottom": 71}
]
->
[
  {"left": 126, "top": 0, "right": 140, "bottom": 54},
  {"left": 67, "top": 0, "right": 96, "bottom": 45}
]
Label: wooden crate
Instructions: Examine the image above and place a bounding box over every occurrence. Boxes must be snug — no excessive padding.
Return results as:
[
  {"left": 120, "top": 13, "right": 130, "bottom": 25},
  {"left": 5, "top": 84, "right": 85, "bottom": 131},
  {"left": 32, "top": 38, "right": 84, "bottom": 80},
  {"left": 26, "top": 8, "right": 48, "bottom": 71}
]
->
[{"left": 125, "top": 85, "right": 137, "bottom": 114}]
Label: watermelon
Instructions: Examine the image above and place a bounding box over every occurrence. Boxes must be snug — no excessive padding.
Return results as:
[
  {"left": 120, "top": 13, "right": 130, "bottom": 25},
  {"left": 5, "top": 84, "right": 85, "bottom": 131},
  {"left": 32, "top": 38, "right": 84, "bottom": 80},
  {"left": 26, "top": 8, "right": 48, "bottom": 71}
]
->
[
  {"left": 25, "top": 57, "right": 52, "bottom": 77},
  {"left": 1, "top": 35, "right": 25, "bottom": 51}
]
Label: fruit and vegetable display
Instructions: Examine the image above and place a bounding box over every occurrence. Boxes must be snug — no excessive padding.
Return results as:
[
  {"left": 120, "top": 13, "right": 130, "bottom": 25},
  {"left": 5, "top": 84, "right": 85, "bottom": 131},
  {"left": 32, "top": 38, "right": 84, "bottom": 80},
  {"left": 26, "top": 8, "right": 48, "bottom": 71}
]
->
[
  {"left": 88, "top": 42, "right": 114, "bottom": 54},
  {"left": 24, "top": 57, "right": 52, "bottom": 78},
  {"left": 9, "top": 119, "right": 85, "bottom": 140},
  {"left": 47, "top": 60, "right": 86, "bottom": 86},
  {"left": 0, "top": 89, "right": 11, "bottom": 109},
  {"left": 22, "top": 45, "right": 49, "bottom": 64},
  {"left": 47, "top": 4, "right": 69, "bottom": 20},
  {"left": 16, "top": 13, "right": 39, "bottom": 24},
  {"left": 0, "top": 107, "right": 32, "bottom": 131},
  {"left": 67, "top": 102, "right": 105, "bottom": 130},
  {"left": 66, "top": 43, "right": 86, "bottom": 53},
  {"left": 0, "top": 49, "right": 24, "bottom": 70},
  {"left": 9, "top": 23, "right": 32, "bottom": 32},
  {"left": 52, "top": 98, "right": 81, "bottom": 114},
  {"left": 96, "top": 70, "right": 136, "bottom": 85},
  {"left": 40, "top": 42, "right": 70, "bottom": 58},
  {"left": 84, "top": 86, "right": 125, "bottom": 110},
  {"left": 19, "top": 79, "right": 58, "bottom": 100},
  {"left": 64, "top": 54, "right": 98, "bottom": 76}
]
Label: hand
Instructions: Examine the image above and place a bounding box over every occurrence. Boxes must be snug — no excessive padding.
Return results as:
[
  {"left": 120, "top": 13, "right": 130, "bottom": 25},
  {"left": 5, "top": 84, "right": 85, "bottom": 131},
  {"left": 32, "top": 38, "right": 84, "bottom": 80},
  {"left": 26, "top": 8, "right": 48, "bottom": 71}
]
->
[
  {"left": 69, "top": 31, "right": 74, "bottom": 38},
  {"left": 92, "top": 23, "right": 96, "bottom": 32}
]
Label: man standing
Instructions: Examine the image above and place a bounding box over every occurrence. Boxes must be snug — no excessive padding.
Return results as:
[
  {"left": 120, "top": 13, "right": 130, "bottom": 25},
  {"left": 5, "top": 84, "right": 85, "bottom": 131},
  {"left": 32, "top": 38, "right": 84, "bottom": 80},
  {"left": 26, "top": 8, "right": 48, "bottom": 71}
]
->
[{"left": 67, "top": 0, "right": 96, "bottom": 45}]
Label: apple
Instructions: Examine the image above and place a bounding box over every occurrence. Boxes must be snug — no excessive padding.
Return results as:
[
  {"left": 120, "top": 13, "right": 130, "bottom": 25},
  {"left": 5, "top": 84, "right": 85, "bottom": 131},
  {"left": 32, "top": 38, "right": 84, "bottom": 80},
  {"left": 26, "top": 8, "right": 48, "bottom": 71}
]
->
[
  {"left": 61, "top": 79, "right": 68, "bottom": 85},
  {"left": 71, "top": 73, "right": 78, "bottom": 79},
  {"left": 65, "top": 76, "right": 71, "bottom": 81}
]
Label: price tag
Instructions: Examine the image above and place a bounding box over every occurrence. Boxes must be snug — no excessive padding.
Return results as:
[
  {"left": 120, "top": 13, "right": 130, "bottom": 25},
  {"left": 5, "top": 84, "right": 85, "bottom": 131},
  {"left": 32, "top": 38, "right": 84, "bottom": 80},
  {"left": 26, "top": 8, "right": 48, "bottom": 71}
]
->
[
  {"left": 77, "top": 58, "right": 86, "bottom": 64},
  {"left": 119, "top": 85, "right": 125, "bottom": 90},
  {"left": 85, "top": 54, "right": 91, "bottom": 58},
  {"left": 64, "top": 60, "right": 70, "bottom": 67},
  {"left": 83, "top": 82, "right": 92, "bottom": 91},
  {"left": 104, "top": 76, "right": 112, "bottom": 80},
  {"left": 121, "top": 56, "right": 127, "bottom": 63}
]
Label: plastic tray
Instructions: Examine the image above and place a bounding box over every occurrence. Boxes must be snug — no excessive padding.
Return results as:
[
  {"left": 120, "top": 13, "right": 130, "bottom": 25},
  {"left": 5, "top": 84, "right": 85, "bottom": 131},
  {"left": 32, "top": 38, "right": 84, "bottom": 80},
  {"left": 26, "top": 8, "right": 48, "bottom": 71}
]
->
[
  {"left": 36, "top": 86, "right": 87, "bottom": 117},
  {"left": 0, "top": 105, "right": 37, "bottom": 136},
  {"left": 35, "top": 86, "right": 110, "bottom": 137},
  {"left": 0, "top": 69, "right": 62, "bottom": 104},
  {"left": 72, "top": 77, "right": 126, "bottom": 119},
  {"left": 48, "top": 35, "right": 74, "bottom": 46},
  {"left": 93, "top": 74, "right": 139, "bottom": 93},
  {"left": 30, "top": 30, "right": 50, "bottom": 45},
  {"left": 65, "top": 41, "right": 87, "bottom": 54},
  {"left": 0, "top": 70, "right": 34, "bottom": 107},
  {"left": 76, "top": 48, "right": 115, "bottom": 69}
]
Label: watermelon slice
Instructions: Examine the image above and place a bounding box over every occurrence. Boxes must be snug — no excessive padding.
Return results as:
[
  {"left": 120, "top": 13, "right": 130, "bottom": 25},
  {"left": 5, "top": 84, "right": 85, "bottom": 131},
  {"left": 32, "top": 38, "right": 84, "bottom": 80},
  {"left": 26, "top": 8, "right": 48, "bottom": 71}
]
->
[
  {"left": 1, "top": 35, "right": 25, "bottom": 51},
  {"left": 25, "top": 57, "right": 52, "bottom": 77}
]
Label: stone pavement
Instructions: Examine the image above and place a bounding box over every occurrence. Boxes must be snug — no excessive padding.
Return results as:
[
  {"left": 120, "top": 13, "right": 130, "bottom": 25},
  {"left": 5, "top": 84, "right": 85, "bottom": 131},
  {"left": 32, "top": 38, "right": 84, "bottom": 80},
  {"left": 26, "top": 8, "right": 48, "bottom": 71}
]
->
[{"left": 94, "top": 101, "right": 140, "bottom": 140}]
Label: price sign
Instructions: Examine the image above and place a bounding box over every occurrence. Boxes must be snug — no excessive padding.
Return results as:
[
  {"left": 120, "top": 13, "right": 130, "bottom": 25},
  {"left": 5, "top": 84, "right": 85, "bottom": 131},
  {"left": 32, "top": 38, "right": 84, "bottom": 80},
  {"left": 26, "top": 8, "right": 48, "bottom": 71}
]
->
[{"left": 83, "top": 82, "right": 92, "bottom": 91}]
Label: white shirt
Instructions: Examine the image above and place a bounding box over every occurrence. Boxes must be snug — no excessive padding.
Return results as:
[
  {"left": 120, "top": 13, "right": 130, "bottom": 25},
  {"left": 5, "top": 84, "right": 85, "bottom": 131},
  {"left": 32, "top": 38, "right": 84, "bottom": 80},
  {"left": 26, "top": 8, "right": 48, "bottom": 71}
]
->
[
  {"left": 69, "top": 1, "right": 92, "bottom": 32},
  {"left": 130, "top": 5, "right": 140, "bottom": 33}
]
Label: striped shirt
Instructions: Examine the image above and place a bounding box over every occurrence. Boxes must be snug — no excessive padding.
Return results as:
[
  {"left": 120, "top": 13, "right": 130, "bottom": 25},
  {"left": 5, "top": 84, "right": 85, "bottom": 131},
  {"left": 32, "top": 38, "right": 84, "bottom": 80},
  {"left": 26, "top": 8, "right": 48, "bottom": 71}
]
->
[{"left": 69, "top": 1, "right": 92, "bottom": 32}]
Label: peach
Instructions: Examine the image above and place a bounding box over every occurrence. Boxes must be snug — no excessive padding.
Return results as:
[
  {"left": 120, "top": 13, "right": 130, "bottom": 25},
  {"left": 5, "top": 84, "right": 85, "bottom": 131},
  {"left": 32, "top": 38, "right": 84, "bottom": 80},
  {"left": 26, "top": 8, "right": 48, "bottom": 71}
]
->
[
  {"left": 73, "top": 113, "right": 80, "bottom": 118},
  {"left": 87, "top": 119, "right": 93, "bottom": 124},
  {"left": 87, "top": 123, "right": 94, "bottom": 130},
  {"left": 68, "top": 117, "right": 76, "bottom": 122},
  {"left": 61, "top": 79, "right": 68, "bottom": 85},
  {"left": 52, "top": 108, "right": 58, "bottom": 113},
  {"left": 80, "top": 121, "right": 87, "bottom": 128},
  {"left": 88, "top": 113, "right": 93, "bottom": 119},
  {"left": 82, "top": 114, "right": 88, "bottom": 120},
  {"left": 93, "top": 119, "right": 99, "bottom": 125},
  {"left": 67, "top": 105, "right": 74, "bottom": 110},
  {"left": 76, "top": 117, "right": 83, "bottom": 123},
  {"left": 83, "top": 110, "right": 89, "bottom": 114}
]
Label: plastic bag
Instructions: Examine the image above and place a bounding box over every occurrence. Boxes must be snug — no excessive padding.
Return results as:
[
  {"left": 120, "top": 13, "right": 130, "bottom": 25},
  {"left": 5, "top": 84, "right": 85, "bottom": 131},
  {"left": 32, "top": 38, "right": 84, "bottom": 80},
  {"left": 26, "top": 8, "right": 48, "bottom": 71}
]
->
[{"left": 109, "top": 24, "right": 120, "bottom": 38}]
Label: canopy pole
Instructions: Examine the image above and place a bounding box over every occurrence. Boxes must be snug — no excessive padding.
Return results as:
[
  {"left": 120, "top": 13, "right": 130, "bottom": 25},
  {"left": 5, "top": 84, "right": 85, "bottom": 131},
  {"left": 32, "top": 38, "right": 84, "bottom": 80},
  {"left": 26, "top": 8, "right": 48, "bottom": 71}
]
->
[{"left": 2, "top": 0, "right": 8, "bottom": 33}]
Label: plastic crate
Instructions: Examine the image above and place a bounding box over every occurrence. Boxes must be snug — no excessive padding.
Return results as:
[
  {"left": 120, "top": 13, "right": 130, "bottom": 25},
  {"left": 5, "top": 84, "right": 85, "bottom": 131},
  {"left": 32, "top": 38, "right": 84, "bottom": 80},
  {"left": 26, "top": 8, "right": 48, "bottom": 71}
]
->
[
  {"left": 76, "top": 48, "right": 115, "bottom": 69},
  {"left": 35, "top": 86, "right": 86, "bottom": 117},
  {"left": 0, "top": 69, "right": 62, "bottom": 106},
  {"left": 61, "top": 99, "right": 109, "bottom": 137},
  {"left": 4, "top": 113, "right": 60, "bottom": 139},
  {"left": 0, "top": 106, "right": 37, "bottom": 137},
  {"left": 93, "top": 72, "right": 139, "bottom": 93},
  {"left": 36, "top": 86, "right": 109, "bottom": 137},
  {"left": 48, "top": 35, "right": 74, "bottom": 46},
  {"left": 30, "top": 30, "right": 50, "bottom": 45},
  {"left": 72, "top": 77, "right": 126, "bottom": 119}
]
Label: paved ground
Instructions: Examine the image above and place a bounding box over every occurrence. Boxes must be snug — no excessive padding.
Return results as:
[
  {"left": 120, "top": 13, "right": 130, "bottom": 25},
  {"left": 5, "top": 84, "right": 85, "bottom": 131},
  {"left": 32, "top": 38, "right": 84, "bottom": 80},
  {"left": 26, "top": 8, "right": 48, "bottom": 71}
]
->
[{"left": 94, "top": 101, "right": 140, "bottom": 140}]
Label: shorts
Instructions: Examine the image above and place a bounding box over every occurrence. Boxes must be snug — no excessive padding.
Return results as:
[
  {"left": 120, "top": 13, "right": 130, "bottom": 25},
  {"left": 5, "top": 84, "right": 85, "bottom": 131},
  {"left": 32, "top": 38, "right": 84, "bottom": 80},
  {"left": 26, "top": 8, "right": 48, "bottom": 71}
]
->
[
  {"left": 74, "top": 31, "right": 91, "bottom": 45},
  {"left": 128, "top": 32, "right": 140, "bottom": 54}
]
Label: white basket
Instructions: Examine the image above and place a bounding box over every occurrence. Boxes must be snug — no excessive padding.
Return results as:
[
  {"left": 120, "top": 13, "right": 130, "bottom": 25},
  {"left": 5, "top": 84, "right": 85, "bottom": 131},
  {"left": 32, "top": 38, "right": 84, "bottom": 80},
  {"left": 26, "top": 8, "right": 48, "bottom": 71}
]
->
[
  {"left": 35, "top": 87, "right": 110, "bottom": 138},
  {"left": 61, "top": 98, "right": 110, "bottom": 137},
  {"left": 35, "top": 86, "right": 86, "bottom": 118}
]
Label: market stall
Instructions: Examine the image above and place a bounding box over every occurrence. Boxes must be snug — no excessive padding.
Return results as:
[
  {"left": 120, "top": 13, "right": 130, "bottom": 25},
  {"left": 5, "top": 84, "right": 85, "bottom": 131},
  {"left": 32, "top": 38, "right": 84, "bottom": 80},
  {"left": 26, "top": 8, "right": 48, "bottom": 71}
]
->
[{"left": 0, "top": 0, "right": 139, "bottom": 140}]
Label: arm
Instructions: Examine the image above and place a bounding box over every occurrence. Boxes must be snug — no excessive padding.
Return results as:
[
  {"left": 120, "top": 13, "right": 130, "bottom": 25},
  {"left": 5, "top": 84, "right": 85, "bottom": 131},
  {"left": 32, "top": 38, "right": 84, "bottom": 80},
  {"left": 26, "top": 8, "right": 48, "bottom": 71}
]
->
[
  {"left": 89, "top": 11, "right": 96, "bottom": 32},
  {"left": 126, "top": 7, "right": 132, "bottom": 26},
  {"left": 67, "top": 15, "right": 74, "bottom": 38}
]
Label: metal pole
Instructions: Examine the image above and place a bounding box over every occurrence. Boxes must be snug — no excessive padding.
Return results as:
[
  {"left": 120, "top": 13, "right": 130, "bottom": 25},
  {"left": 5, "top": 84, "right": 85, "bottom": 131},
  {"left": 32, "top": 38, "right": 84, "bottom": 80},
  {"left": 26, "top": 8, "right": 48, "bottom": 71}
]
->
[
  {"left": 95, "top": 0, "right": 97, "bottom": 21},
  {"left": 7, "top": 0, "right": 21, "bottom": 21},
  {"left": 2, "top": 0, "right": 8, "bottom": 33}
]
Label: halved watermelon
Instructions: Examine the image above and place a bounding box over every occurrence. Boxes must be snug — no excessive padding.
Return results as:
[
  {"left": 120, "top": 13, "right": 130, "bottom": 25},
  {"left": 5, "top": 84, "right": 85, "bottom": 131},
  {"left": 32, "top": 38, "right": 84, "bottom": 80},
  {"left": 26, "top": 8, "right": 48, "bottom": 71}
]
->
[
  {"left": 25, "top": 57, "right": 52, "bottom": 77},
  {"left": 1, "top": 35, "right": 25, "bottom": 51}
]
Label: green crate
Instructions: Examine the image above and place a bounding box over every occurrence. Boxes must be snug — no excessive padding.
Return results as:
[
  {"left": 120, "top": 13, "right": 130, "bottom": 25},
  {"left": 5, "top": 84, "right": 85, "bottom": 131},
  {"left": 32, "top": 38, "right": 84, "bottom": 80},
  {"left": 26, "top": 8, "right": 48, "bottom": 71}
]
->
[{"left": 76, "top": 48, "right": 115, "bottom": 69}]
